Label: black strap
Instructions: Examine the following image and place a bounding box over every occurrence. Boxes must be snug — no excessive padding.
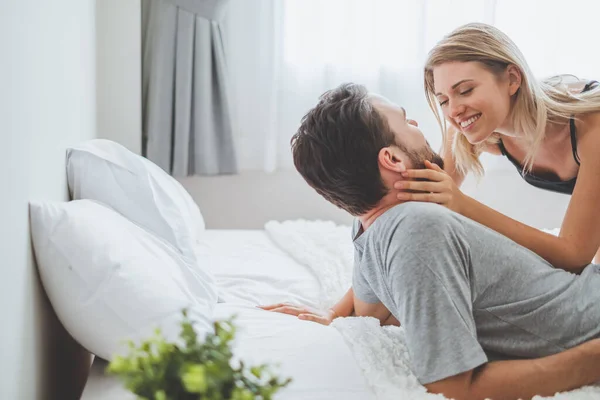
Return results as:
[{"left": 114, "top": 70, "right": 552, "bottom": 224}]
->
[
  {"left": 569, "top": 80, "right": 599, "bottom": 166},
  {"left": 497, "top": 139, "right": 524, "bottom": 171},
  {"left": 498, "top": 138, "right": 507, "bottom": 156},
  {"left": 569, "top": 118, "right": 581, "bottom": 166},
  {"left": 582, "top": 80, "right": 599, "bottom": 93}
]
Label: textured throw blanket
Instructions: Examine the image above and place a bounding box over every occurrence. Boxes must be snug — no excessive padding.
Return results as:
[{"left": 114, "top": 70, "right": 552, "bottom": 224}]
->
[{"left": 264, "top": 219, "right": 600, "bottom": 400}]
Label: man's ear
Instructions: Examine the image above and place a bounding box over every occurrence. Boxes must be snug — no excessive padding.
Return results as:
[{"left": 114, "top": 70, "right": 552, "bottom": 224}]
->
[{"left": 378, "top": 146, "right": 407, "bottom": 173}]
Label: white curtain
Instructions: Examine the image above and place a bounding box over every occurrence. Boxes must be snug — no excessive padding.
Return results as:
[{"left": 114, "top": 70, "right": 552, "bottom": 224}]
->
[{"left": 222, "top": 0, "right": 600, "bottom": 173}]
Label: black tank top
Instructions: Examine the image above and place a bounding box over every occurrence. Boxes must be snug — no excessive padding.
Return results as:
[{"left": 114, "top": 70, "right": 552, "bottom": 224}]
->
[{"left": 498, "top": 80, "right": 599, "bottom": 195}]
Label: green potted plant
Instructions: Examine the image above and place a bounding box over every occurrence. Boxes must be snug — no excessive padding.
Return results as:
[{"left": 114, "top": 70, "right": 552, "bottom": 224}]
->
[{"left": 107, "top": 310, "right": 292, "bottom": 400}]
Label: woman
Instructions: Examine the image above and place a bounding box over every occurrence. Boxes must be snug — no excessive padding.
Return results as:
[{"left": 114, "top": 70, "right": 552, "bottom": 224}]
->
[{"left": 396, "top": 22, "right": 600, "bottom": 274}]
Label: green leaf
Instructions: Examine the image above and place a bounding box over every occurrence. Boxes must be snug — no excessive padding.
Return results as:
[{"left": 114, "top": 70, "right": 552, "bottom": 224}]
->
[
  {"left": 181, "top": 365, "right": 207, "bottom": 393},
  {"left": 230, "top": 387, "right": 254, "bottom": 400},
  {"left": 250, "top": 367, "right": 261, "bottom": 379}
]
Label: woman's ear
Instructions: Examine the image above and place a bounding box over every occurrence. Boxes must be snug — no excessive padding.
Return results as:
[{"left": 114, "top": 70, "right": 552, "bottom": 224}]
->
[
  {"left": 507, "top": 64, "right": 522, "bottom": 96},
  {"left": 378, "top": 146, "right": 407, "bottom": 173}
]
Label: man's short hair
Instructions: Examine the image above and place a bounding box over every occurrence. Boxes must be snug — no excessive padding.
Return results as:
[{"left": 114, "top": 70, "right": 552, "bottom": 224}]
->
[{"left": 290, "top": 83, "right": 396, "bottom": 216}]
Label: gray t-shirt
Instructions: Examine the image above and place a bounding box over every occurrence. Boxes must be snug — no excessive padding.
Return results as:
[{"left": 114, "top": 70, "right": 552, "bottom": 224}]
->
[{"left": 352, "top": 202, "right": 600, "bottom": 385}]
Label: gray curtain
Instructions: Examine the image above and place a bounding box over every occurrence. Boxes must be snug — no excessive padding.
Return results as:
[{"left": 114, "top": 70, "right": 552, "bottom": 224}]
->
[{"left": 142, "top": 0, "right": 237, "bottom": 176}]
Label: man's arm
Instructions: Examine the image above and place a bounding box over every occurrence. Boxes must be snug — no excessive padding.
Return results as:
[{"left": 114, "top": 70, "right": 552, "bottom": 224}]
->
[
  {"left": 259, "top": 287, "right": 400, "bottom": 327},
  {"left": 309, "top": 286, "right": 397, "bottom": 326},
  {"left": 426, "top": 338, "right": 600, "bottom": 400},
  {"left": 258, "top": 287, "right": 356, "bottom": 325},
  {"left": 353, "top": 293, "right": 399, "bottom": 326},
  {"left": 329, "top": 287, "right": 355, "bottom": 318}
]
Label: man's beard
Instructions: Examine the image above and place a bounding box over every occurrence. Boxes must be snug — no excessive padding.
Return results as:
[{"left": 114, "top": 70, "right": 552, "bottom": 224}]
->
[{"left": 401, "top": 142, "right": 445, "bottom": 171}]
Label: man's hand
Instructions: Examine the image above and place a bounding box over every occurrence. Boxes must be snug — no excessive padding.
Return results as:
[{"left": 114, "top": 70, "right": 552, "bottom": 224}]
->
[{"left": 257, "top": 303, "right": 337, "bottom": 326}]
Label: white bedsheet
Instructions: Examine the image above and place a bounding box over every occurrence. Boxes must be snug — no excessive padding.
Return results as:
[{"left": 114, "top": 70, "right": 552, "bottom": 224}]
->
[
  {"left": 82, "top": 303, "right": 374, "bottom": 400},
  {"left": 195, "top": 229, "right": 322, "bottom": 309},
  {"left": 196, "top": 229, "right": 375, "bottom": 399},
  {"left": 213, "top": 303, "right": 374, "bottom": 400},
  {"left": 82, "top": 228, "right": 373, "bottom": 400}
]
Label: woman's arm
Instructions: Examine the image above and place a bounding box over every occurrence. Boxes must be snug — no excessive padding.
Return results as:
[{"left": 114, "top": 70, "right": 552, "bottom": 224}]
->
[
  {"left": 462, "top": 114, "right": 600, "bottom": 272},
  {"left": 550, "top": 112, "right": 600, "bottom": 268},
  {"left": 458, "top": 196, "right": 593, "bottom": 273}
]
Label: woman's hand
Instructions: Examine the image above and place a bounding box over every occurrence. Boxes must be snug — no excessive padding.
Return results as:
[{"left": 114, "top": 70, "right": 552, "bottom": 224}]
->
[
  {"left": 394, "top": 160, "right": 467, "bottom": 214},
  {"left": 257, "top": 303, "right": 337, "bottom": 326}
]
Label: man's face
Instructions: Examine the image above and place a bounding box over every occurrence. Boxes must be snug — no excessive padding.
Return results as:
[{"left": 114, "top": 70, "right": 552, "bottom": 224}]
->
[{"left": 370, "top": 95, "right": 444, "bottom": 170}]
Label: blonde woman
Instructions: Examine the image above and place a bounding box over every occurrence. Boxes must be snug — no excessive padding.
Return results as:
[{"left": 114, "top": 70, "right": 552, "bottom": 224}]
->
[{"left": 395, "top": 22, "right": 600, "bottom": 273}]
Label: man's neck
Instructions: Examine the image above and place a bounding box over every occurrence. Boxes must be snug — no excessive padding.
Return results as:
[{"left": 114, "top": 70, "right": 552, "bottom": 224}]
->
[{"left": 358, "top": 198, "right": 406, "bottom": 231}]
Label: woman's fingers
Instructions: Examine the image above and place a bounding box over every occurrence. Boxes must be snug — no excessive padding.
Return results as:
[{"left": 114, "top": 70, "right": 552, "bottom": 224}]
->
[
  {"left": 425, "top": 160, "right": 444, "bottom": 171},
  {"left": 397, "top": 161, "right": 464, "bottom": 212},
  {"left": 396, "top": 192, "right": 450, "bottom": 203},
  {"left": 394, "top": 180, "right": 447, "bottom": 193},
  {"left": 401, "top": 168, "right": 445, "bottom": 181}
]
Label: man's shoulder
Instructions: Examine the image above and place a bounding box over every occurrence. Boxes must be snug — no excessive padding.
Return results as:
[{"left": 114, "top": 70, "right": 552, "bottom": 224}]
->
[
  {"left": 383, "top": 202, "right": 455, "bottom": 225},
  {"left": 356, "top": 203, "right": 465, "bottom": 250},
  {"left": 390, "top": 201, "right": 449, "bottom": 214},
  {"left": 370, "top": 203, "right": 463, "bottom": 243}
]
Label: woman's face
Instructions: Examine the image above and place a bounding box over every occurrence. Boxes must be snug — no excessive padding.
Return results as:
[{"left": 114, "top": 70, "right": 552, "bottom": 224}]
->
[{"left": 432, "top": 61, "right": 517, "bottom": 144}]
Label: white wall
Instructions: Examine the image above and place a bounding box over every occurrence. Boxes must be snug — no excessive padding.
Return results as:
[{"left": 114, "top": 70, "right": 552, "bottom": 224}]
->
[
  {"left": 0, "top": 1, "right": 96, "bottom": 399},
  {"left": 179, "top": 171, "right": 355, "bottom": 229},
  {"left": 96, "top": 0, "right": 142, "bottom": 154},
  {"left": 179, "top": 168, "right": 570, "bottom": 230}
]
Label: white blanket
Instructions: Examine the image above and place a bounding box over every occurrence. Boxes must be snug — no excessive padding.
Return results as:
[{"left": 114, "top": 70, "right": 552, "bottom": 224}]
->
[{"left": 264, "top": 220, "right": 600, "bottom": 400}]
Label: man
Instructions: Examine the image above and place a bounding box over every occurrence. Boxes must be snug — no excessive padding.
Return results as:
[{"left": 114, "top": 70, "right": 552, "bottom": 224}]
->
[{"left": 261, "top": 83, "right": 600, "bottom": 400}]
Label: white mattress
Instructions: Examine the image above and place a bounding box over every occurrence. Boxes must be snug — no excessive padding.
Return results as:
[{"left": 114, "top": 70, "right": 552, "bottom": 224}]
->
[{"left": 82, "top": 229, "right": 374, "bottom": 400}]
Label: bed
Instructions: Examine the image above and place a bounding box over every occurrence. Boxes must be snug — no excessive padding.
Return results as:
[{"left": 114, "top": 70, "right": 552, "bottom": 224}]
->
[
  {"left": 27, "top": 139, "right": 600, "bottom": 400},
  {"left": 81, "top": 229, "right": 374, "bottom": 400},
  {"left": 79, "top": 223, "right": 600, "bottom": 400}
]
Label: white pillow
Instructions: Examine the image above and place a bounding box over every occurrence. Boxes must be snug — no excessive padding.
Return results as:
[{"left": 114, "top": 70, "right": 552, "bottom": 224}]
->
[
  {"left": 29, "top": 199, "right": 214, "bottom": 360},
  {"left": 66, "top": 139, "right": 205, "bottom": 255},
  {"left": 66, "top": 139, "right": 217, "bottom": 305}
]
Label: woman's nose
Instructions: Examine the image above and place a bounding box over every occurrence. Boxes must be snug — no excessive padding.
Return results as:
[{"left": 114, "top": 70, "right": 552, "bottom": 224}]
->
[{"left": 449, "top": 100, "right": 466, "bottom": 120}]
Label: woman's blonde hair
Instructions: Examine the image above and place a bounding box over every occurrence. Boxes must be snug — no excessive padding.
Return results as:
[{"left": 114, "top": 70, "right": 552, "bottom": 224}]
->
[{"left": 424, "top": 23, "right": 600, "bottom": 177}]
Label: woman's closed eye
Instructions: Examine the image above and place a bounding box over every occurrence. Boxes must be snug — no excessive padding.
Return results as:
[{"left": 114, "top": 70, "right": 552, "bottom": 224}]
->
[{"left": 439, "top": 87, "right": 474, "bottom": 106}]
